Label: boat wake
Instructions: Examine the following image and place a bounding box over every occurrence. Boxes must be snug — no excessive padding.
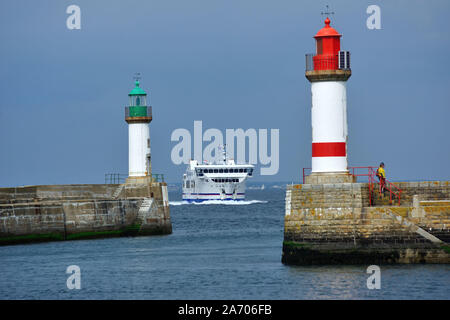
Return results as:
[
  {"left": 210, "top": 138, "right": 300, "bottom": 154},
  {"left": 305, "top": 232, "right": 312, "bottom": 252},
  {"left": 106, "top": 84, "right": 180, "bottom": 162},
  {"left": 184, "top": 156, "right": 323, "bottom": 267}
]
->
[{"left": 169, "top": 200, "right": 268, "bottom": 206}]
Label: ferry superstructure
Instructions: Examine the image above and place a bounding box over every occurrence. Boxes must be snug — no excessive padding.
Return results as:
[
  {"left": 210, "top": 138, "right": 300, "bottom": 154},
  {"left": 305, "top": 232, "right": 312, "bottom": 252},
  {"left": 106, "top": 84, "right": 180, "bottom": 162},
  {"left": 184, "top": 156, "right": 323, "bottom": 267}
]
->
[{"left": 182, "top": 151, "right": 254, "bottom": 202}]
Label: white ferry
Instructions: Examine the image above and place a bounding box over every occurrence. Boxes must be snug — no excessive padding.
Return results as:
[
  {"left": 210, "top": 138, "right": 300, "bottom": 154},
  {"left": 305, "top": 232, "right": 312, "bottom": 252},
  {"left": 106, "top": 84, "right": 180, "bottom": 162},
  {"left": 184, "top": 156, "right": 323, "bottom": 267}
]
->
[{"left": 182, "top": 149, "right": 254, "bottom": 202}]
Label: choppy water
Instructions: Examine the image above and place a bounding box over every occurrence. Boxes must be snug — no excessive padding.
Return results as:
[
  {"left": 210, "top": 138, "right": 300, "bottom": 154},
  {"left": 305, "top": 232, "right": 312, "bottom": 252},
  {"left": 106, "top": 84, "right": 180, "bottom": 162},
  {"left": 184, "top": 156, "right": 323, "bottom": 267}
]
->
[{"left": 0, "top": 187, "right": 449, "bottom": 299}]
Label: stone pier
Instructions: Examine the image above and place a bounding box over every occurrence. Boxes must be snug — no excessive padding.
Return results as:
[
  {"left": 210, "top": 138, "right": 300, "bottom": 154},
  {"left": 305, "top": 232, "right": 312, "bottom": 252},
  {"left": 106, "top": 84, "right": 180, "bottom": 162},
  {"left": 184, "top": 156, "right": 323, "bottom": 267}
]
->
[
  {"left": 282, "top": 180, "right": 450, "bottom": 264},
  {"left": 0, "top": 180, "right": 172, "bottom": 246}
]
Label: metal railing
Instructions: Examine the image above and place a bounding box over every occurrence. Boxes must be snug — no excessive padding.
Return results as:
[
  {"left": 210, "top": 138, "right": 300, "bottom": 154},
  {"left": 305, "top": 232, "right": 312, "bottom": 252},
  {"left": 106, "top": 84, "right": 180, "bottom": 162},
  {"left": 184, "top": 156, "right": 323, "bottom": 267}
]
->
[
  {"left": 105, "top": 173, "right": 128, "bottom": 184},
  {"left": 125, "top": 106, "right": 152, "bottom": 118},
  {"left": 152, "top": 174, "right": 165, "bottom": 182},
  {"left": 305, "top": 52, "right": 351, "bottom": 71},
  {"left": 104, "top": 173, "right": 164, "bottom": 184},
  {"left": 302, "top": 166, "right": 402, "bottom": 206}
]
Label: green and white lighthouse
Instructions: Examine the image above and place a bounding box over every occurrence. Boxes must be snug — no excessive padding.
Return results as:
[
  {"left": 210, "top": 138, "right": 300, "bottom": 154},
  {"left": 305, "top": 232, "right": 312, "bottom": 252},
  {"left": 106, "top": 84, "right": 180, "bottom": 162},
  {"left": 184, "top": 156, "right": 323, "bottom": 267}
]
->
[{"left": 125, "top": 77, "right": 152, "bottom": 178}]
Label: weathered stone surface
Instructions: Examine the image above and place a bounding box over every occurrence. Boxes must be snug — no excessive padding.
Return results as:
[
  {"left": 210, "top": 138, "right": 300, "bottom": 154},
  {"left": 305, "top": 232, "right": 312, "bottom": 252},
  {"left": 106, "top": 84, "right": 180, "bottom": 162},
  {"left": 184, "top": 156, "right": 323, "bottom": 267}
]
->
[
  {"left": 0, "top": 182, "right": 171, "bottom": 245},
  {"left": 305, "top": 172, "right": 356, "bottom": 184},
  {"left": 283, "top": 181, "right": 450, "bottom": 264}
]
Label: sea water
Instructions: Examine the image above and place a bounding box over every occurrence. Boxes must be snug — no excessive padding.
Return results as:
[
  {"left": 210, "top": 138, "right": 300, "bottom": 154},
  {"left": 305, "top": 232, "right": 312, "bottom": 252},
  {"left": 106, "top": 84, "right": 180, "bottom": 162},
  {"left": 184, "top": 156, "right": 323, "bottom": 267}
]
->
[{"left": 0, "top": 187, "right": 449, "bottom": 299}]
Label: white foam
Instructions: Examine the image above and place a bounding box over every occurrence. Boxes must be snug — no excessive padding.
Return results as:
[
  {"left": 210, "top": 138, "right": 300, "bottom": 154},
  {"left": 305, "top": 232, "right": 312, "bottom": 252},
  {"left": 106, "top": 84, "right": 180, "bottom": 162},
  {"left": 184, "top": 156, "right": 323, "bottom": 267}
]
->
[{"left": 169, "top": 200, "right": 268, "bottom": 206}]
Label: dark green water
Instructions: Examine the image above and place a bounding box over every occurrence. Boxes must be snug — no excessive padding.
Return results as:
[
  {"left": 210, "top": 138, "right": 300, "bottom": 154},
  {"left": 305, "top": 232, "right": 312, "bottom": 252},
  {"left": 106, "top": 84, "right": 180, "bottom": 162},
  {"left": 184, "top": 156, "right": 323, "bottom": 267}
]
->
[{"left": 0, "top": 188, "right": 449, "bottom": 299}]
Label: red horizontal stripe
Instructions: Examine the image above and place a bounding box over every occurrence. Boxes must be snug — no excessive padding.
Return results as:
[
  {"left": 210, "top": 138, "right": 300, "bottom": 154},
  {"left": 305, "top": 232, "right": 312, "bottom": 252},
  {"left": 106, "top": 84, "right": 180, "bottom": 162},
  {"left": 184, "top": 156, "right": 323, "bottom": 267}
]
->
[{"left": 312, "top": 142, "right": 346, "bottom": 157}]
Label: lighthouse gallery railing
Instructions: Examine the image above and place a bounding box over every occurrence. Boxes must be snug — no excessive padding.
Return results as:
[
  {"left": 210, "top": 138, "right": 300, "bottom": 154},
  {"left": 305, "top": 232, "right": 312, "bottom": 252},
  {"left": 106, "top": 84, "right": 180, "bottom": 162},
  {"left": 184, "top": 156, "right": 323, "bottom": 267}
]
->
[{"left": 305, "top": 52, "right": 351, "bottom": 71}]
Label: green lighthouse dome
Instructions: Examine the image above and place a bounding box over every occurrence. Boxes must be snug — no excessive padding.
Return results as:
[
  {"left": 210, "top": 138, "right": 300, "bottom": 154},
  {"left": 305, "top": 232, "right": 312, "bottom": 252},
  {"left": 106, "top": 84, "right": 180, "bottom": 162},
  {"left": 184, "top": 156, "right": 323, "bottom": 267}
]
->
[{"left": 128, "top": 80, "right": 147, "bottom": 96}]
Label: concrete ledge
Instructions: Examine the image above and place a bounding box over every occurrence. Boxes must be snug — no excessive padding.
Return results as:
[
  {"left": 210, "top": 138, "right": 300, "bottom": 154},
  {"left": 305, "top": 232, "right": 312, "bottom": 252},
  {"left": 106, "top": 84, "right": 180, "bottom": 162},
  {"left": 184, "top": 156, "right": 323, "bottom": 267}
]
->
[
  {"left": 305, "top": 69, "right": 352, "bottom": 82},
  {"left": 305, "top": 172, "right": 356, "bottom": 184}
]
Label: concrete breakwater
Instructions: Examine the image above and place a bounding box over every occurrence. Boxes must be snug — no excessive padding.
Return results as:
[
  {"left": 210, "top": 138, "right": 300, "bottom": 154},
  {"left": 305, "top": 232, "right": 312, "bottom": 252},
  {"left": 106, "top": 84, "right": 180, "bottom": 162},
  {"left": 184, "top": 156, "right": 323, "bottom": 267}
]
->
[
  {"left": 0, "top": 182, "right": 171, "bottom": 245},
  {"left": 283, "top": 181, "right": 450, "bottom": 264}
]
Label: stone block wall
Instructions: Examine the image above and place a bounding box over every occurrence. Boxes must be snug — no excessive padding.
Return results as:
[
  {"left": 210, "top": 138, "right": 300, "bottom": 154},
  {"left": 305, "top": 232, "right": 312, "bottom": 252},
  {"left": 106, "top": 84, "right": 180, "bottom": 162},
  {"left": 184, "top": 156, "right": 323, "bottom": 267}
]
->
[
  {"left": 0, "top": 182, "right": 172, "bottom": 245},
  {"left": 0, "top": 185, "right": 120, "bottom": 204},
  {"left": 283, "top": 181, "right": 450, "bottom": 264}
]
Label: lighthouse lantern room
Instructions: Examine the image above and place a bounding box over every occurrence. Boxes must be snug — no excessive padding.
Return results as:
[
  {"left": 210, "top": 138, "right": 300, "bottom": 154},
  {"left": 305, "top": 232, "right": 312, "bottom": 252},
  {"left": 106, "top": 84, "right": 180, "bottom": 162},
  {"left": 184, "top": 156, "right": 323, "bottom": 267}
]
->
[
  {"left": 305, "top": 17, "right": 353, "bottom": 183},
  {"left": 125, "top": 78, "right": 152, "bottom": 179}
]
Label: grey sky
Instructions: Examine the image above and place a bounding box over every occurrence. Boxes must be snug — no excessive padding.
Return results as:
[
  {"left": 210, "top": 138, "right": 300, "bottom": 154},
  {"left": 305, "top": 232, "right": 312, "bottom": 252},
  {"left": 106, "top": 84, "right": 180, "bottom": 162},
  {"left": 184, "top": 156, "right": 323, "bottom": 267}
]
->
[{"left": 0, "top": 0, "right": 449, "bottom": 185}]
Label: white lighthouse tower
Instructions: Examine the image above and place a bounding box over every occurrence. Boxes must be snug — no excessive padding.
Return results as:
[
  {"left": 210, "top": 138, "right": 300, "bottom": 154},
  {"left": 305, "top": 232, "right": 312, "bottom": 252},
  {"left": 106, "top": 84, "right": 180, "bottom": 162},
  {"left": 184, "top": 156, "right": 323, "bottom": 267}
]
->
[
  {"left": 305, "top": 17, "right": 354, "bottom": 184},
  {"left": 125, "top": 77, "right": 152, "bottom": 181}
]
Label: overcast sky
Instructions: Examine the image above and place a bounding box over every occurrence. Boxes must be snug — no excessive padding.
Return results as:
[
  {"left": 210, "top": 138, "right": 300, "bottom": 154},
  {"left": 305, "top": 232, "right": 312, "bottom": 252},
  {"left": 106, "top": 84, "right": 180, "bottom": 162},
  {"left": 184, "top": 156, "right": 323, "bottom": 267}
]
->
[{"left": 1, "top": 0, "right": 449, "bottom": 185}]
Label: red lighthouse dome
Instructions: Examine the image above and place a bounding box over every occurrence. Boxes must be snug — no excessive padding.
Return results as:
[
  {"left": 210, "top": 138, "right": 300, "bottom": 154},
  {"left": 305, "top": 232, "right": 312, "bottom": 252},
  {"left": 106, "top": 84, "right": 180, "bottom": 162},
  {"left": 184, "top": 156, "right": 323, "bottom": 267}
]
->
[{"left": 313, "top": 18, "right": 342, "bottom": 70}]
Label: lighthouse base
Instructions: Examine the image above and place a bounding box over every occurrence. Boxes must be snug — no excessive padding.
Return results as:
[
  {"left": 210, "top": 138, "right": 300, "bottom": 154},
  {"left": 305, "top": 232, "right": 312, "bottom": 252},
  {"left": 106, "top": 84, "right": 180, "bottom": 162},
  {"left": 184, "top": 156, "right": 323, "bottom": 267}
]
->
[
  {"left": 305, "top": 172, "right": 356, "bottom": 184},
  {"left": 125, "top": 176, "right": 153, "bottom": 185}
]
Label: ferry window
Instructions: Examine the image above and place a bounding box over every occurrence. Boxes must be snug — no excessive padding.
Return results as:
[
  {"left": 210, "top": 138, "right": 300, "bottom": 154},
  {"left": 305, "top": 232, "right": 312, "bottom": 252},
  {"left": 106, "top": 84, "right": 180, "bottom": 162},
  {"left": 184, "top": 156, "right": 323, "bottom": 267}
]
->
[
  {"left": 239, "top": 169, "right": 243, "bottom": 173},
  {"left": 192, "top": 181, "right": 195, "bottom": 188},
  {"left": 214, "top": 169, "right": 218, "bottom": 173},
  {"left": 219, "top": 169, "right": 223, "bottom": 173},
  {"left": 186, "top": 181, "right": 190, "bottom": 188},
  {"left": 224, "top": 169, "right": 228, "bottom": 173}
]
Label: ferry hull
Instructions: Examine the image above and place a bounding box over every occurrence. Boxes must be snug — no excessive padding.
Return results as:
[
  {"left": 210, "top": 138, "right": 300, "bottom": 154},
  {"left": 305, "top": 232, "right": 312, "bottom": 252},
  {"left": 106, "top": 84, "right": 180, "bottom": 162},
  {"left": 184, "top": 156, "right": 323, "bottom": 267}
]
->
[{"left": 182, "top": 193, "right": 246, "bottom": 202}]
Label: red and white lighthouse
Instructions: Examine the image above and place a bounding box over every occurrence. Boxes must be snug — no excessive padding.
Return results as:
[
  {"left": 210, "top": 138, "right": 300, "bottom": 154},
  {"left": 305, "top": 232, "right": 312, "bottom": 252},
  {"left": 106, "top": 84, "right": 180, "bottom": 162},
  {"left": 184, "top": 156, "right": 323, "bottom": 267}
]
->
[{"left": 305, "top": 17, "right": 352, "bottom": 183}]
